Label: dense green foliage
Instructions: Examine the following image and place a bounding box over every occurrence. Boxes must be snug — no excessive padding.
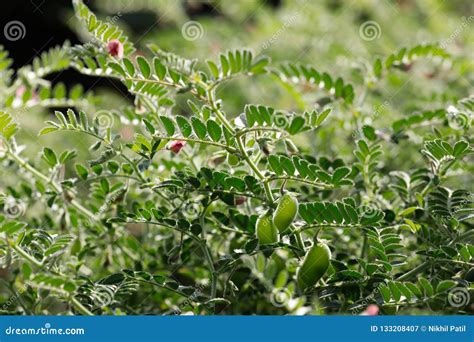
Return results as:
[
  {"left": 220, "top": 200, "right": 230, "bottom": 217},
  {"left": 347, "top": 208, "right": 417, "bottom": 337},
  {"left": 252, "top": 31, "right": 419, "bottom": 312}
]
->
[{"left": 0, "top": 0, "right": 472, "bottom": 315}]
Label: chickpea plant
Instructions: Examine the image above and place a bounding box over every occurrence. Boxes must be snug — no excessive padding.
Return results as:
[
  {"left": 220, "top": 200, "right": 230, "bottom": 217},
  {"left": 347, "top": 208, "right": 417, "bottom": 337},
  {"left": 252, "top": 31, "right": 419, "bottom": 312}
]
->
[{"left": 0, "top": 0, "right": 473, "bottom": 315}]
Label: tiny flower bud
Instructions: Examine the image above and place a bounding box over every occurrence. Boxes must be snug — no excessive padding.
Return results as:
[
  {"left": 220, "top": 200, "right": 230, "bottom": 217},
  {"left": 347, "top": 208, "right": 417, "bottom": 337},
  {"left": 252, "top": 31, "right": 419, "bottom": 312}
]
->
[
  {"left": 15, "top": 85, "right": 26, "bottom": 98},
  {"left": 235, "top": 196, "right": 245, "bottom": 205},
  {"left": 210, "top": 155, "right": 226, "bottom": 166},
  {"left": 107, "top": 39, "right": 124, "bottom": 59},
  {"left": 400, "top": 63, "right": 412, "bottom": 72},
  {"left": 169, "top": 141, "right": 186, "bottom": 154}
]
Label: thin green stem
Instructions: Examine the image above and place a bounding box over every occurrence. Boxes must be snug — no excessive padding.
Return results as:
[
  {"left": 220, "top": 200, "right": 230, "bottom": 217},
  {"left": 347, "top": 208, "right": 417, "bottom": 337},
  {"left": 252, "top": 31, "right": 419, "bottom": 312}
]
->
[
  {"left": 440, "top": 159, "right": 457, "bottom": 177},
  {"left": 297, "top": 223, "right": 362, "bottom": 233},
  {"left": 236, "top": 135, "right": 272, "bottom": 200},
  {"left": 216, "top": 225, "right": 252, "bottom": 236},
  {"left": 264, "top": 176, "right": 333, "bottom": 190},
  {"left": 207, "top": 89, "right": 234, "bottom": 133},
  {"left": 80, "top": 174, "right": 142, "bottom": 183},
  {"left": 437, "top": 259, "right": 474, "bottom": 267},
  {"left": 8, "top": 151, "right": 56, "bottom": 187},
  {"left": 292, "top": 225, "right": 305, "bottom": 251},
  {"left": 154, "top": 135, "right": 238, "bottom": 153},
  {"left": 120, "top": 153, "right": 146, "bottom": 183},
  {"left": 136, "top": 279, "right": 191, "bottom": 298},
  {"left": 125, "top": 77, "right": 178, "bottom": 88},
  {"left": 359, "top": 234, "right": 368, "bottom": 271},
  {"left": 9, "top": 240, "right": 43, "bottom": 268},
  {"left": 196, "top": 189, "right": 267, "bottom": 202},
  {"left": 125, "top": 77, "right": 205, "bottom": 101},
  {"left": 236, "top": 136, "right": 264, "bottom": 180},
  {"left": 452, "top": 229, "right": 474, "bottom": 243},
  {"left": 7, "top": 150, "right": 96, "bottom": 220},
  {"left": 208, "top": 72, "right": 251, "bottom": 91},
  {"left": 395, "top": 261, "right": 431, "bottom": 281},
  {"left": 69, "top": 296, "right": 94, "bottom": 316},
  {"left": 198, "top": 203, "right": 217, "bottom": 308},
  {"left": 236, "top": 126, "right": 287, "bottom": 137},
  {"left": 182, "top": 149, "right": 199, "bottom": 172},
  {"left": 394, "top": 257, "right": 474, "bottom": 282},
  {"left": 135, "top": 220, "right": 201, "bottom": 243}
]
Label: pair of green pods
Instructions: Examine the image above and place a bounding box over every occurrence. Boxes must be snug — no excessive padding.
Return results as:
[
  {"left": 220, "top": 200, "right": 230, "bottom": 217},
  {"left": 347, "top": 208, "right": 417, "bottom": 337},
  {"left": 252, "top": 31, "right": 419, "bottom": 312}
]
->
[
  {"left": 256, "top": 194, "right": 298, "bottom": 245},
  {"left": 255, "top": 194, "right": 331, "bottom": 289}
]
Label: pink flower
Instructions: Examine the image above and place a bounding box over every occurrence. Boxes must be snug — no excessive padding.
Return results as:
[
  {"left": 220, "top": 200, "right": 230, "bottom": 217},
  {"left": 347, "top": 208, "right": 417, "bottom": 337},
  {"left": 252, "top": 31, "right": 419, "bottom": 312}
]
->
[
  {"left": 15, "top": 85, "right": 26, "bottom": 98},
  {"left": 107, "top": 39, "right": 124, "bottom": 59},
  {"left": 169, "top": 140, "right": 186, "bottom": 154},
  {"left": 360, "top": 304, "right": 379, "bottom": 316},
  {"left": 15, "top": 85, "right": 38, "bottom": 102}
]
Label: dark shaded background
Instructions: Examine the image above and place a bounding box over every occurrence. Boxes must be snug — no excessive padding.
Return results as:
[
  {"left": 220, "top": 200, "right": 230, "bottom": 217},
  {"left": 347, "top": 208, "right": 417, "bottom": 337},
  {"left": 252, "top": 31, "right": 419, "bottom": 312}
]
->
[{"left": 0, "top": 0, "right": 281, "bottom": 93}]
